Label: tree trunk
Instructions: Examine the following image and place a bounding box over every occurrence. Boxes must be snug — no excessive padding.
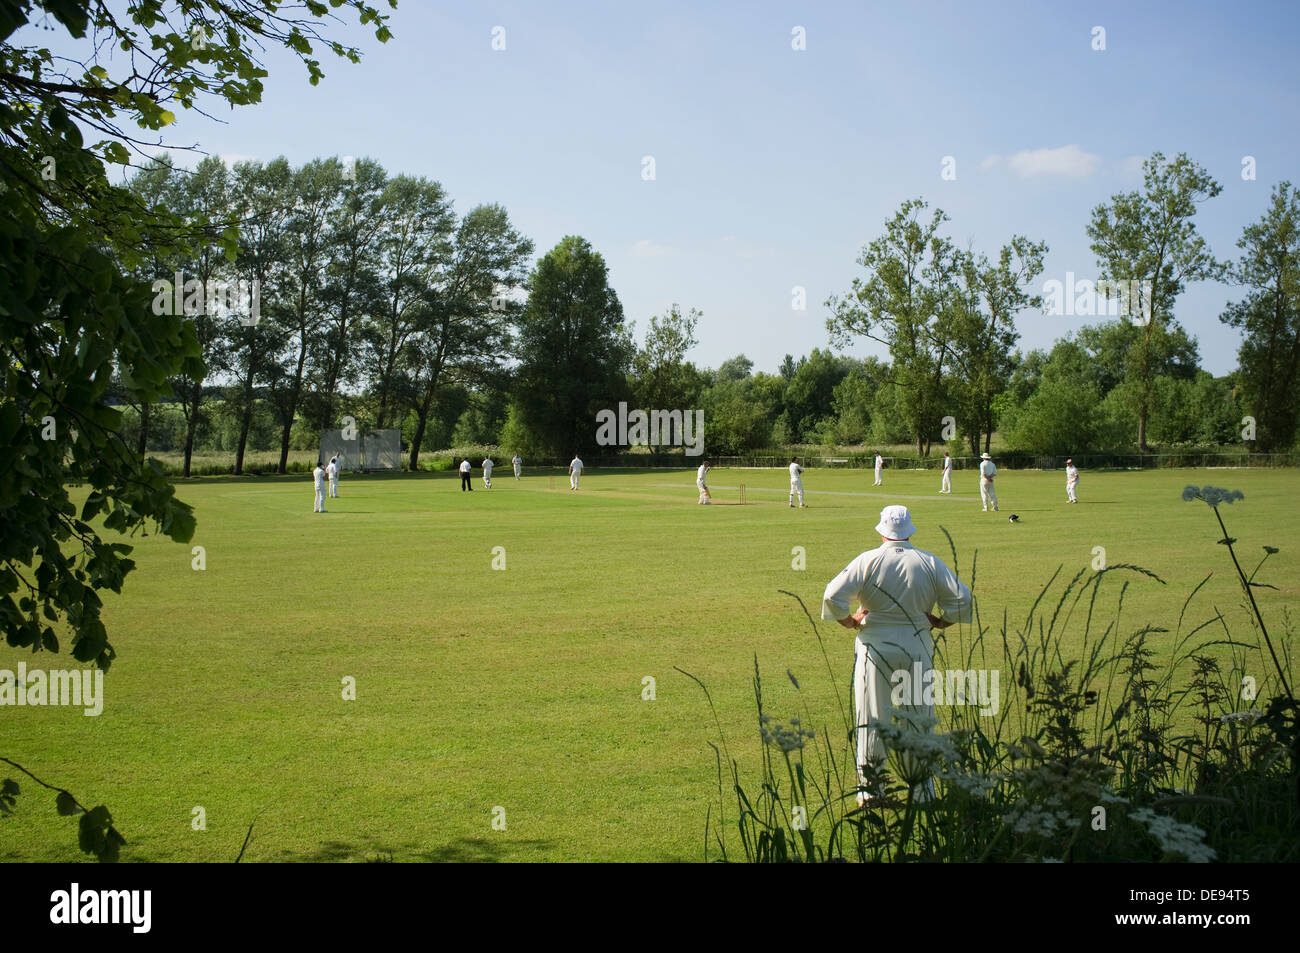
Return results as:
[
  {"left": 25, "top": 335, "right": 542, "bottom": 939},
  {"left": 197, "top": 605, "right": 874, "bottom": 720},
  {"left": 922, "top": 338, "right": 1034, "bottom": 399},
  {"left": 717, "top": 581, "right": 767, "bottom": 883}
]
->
[
  {"left": 408, "top": 413, "right": 427, "bottom": 472},
  {"left": 233, "top": 367, "right": 256, "bottom": 475},
  {"left": 137, "top": 402, "right": 150, "bottom": 456},
  {"left": 183, "top": 387, "right": 200, "bottom": 478},
  {"left": 408, "top": 381, "right": 438, "bottom": 471}
]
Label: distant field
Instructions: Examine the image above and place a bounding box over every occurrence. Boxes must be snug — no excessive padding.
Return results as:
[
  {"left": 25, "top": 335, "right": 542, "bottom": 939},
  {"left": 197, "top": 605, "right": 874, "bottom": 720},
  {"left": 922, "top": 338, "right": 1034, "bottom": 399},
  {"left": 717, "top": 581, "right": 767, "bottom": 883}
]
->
[
  {"left": 145, "top": 450, "right": 318, "bottom": 474},
  {"left": 2, "top": 465, "right": 1296, "bottom": 861}
]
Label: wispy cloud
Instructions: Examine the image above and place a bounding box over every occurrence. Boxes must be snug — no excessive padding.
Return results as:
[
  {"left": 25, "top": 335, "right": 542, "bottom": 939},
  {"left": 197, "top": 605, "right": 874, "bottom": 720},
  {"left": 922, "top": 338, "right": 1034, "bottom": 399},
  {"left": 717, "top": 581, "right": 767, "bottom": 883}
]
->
[
  {"left": 981, "top": 144, "right": 1101, "bottom": 179},
  {"left": 1118, "top": 154, "right": 1146, "bottom": 176},
  {"left": 219, "top": 153, "right": 258, "bottom": 169},
  {"left": 631, "top": 239, "right": 671, "bottom": 257}
]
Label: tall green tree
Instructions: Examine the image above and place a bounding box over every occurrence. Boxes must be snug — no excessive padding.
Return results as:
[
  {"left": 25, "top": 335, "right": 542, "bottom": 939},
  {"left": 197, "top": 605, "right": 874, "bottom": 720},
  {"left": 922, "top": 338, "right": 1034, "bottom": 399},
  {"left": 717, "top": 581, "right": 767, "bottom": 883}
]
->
[
  {"left": 363, "top": 175, "right": 455, "bottom": 429},
  {"left": 782, "top": 347, "right": 855, "bottom": 442},
  {"left": 270, "top": 157, "right": 340, "bottom": 472},
  {"left": 226, "top": 157, "right": 292, "bottom": 474},
  {"left": 168, "top": 155, "right": 236, "bottom": 476},
  {"left": 632, "top": 304, "right": 701, "bottom": 449},
  {"left": 1220, "top": 181, "right": 1300, "bottom": 451},
  {"left": 827, "top": 199, "right": 963, "bottom": 455},
  {"left": 1006, "top": 339, "right": 1103, "bottom": 455},
  {"left": 123, "top": 155, "right": 186, "bottom": 457},
  {"left": 949, "top": 237, "right": 1046, "bottom": 455},
  {"left": 514, "top": 236, "right": 633, "bottom": 456},
  {"left": 1087, "top": 152, "right": 1228, "bottom": 450},
  {"left": 313, "top": 156, "right": 387, "bottom": 431},
  {"left": 404, "top": 204, "right": 532, "bottom": 469}
]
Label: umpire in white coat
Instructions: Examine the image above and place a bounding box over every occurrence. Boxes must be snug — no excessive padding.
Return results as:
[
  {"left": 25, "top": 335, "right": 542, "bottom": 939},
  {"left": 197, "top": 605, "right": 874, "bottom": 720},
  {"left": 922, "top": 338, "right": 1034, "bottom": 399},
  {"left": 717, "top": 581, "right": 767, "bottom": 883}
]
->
[
  {"left": 821, "top": 505, "right": 972, "bottom": 803},
  {"left": 978, "top": 452, "right": 998, "bottom": 512}
]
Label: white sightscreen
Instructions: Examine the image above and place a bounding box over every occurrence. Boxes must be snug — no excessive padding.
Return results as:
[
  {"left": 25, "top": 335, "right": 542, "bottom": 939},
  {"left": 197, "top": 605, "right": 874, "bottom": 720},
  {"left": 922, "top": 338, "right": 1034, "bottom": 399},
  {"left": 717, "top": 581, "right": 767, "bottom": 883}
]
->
[
  {"left": 360, "top": 429, "right": 401, "bottom": 471},
  {"left": 318, "top": 429, "right": 362, "bottom": 471}
]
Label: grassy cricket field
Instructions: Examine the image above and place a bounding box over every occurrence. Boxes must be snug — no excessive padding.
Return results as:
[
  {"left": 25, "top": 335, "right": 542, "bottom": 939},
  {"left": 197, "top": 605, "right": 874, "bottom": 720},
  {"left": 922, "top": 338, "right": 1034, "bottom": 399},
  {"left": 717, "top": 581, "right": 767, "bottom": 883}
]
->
[{"left": 2, "top": 464, "right": 1297, "bottom": 861}]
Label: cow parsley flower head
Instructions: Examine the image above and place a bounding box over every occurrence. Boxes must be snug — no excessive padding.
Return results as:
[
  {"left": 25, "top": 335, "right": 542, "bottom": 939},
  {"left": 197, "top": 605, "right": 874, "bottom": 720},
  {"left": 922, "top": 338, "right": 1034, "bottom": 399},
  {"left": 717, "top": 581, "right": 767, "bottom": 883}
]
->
[
  {"left": 760, "top": 718, "right": 815, "bottom": 753},
  {"left": 1182, "top": 485, "right": 1245, "bottom": 508},
  {"left": 1129, "top": 808, "right": 1216, "bottom": 863}
]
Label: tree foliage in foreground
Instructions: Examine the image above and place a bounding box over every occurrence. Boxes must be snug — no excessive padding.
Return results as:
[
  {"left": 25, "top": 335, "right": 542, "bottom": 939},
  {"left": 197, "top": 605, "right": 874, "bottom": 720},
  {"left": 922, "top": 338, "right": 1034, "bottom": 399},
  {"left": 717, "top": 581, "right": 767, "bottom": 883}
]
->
[{"left": 0, "top": 0, "right": 394, "bottom": 669}]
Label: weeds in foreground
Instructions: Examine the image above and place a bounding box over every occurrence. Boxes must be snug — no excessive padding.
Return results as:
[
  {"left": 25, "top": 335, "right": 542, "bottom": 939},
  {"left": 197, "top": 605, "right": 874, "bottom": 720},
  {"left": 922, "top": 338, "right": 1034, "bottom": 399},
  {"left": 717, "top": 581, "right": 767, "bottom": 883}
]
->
[{"left": 683, "top": 486, "right": 1298, "bottom": 862}]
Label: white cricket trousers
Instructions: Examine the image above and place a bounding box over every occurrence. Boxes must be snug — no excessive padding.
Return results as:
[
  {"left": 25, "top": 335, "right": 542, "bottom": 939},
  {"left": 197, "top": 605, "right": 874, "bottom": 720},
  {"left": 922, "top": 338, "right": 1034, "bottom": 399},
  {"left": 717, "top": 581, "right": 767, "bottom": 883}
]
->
[
  {"left": 314, "top": 487, "right": 325, "bottom": 512},
  {"left": 790, "top": 478, "right": 804, "bottom": 504},
  {"left": 854, "top": 627, "right": 934, "bottom": 800},
  {"left": 328, "top": 477, "right": 338, "bottom": 498},
  {"left": 697, "top": 480, "right": 709, "bottom": 503},
  {"left": 570, "top": 472, "right": 580, "bottom": 490},
  {"left": 874, "top": 467, "right": 882, "bottom": 486},
  {"left": 1067, "top": 480, "right": 1077, "bottom": 502},
  {"left": 514, "top": 465, "right": 521, "bottom": 480},
  {"left": 941, "top": 471, "right": 951, "bottom": 493},
  {"left": 980, "top": 477, "right": 998, "bottom": 510}
]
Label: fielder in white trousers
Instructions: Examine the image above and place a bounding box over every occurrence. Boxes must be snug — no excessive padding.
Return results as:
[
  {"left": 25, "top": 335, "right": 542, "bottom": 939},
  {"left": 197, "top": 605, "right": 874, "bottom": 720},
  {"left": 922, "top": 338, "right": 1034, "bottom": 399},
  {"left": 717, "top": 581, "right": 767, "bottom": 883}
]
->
[
  {"left": 312, "top": 466, "right": 327, "bottom": 513},
  {"left": 978, "top": 456, "right": 998, "bottom": 511},
  {"left": 980, "top": 477, "right": 998, "bottom": 511},
  {"left": 822, "top": 506, "right": 972, "bottom": 804},
  {"left": 940, "top": 458, "right": 952, "bottom": 493}
]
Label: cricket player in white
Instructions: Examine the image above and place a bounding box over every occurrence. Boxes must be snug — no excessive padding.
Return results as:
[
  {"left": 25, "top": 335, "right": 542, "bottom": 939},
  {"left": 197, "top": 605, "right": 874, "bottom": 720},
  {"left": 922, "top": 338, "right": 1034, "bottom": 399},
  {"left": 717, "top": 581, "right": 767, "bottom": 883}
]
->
[
  {"left": 312, "top": 463, "right": 327, "bottom": 513},
  {"left": 569, "top": 453, "right": 583, "bottom": 490},
  {"left": 821, "top": 505, "right": 972, "bottom": 804},
  {"left": 327, "top": 455, "right": 339, "bottom": 498},
  {"left": 940, "top": 452, "right": 952, "bottom": 493},
  {"left": 788, "top": 456, "right": 805, "bottom": 508},
  {"left": 512, "top": 454, "right": 522, "bottom": 480},
  {"left": 696, "top": 460, "right": 712, "bottom": 504},
  {"left": 482, "top": 457, "right": 493, "bottom": 489},
  {"left": 1065, "top": 458, "right": 1079, "bottom": 503},
  {"left": 978, "top": 452, "right": 998, "bottom": 511},
  {"left": 873, "top": 452, "right": 883, "bottom": 486}
]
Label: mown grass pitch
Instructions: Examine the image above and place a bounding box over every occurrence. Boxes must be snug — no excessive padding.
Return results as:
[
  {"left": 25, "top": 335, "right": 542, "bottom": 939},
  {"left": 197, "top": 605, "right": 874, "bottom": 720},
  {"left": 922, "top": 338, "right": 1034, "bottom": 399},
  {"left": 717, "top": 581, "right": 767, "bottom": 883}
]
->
[{"left": 3, "top": 465, "right": 1297, "bottom": 861}]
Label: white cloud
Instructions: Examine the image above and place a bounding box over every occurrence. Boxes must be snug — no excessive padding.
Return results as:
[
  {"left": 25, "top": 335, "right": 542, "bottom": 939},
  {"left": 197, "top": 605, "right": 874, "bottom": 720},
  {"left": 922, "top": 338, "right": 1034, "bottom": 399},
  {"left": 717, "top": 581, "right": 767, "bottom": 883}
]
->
[
  {"left": 631, "top": 239, "right": 670, "bottom": 257},
  {"left": 1005, "top": 144, "right": 1100, "bottom": 179},
  {"left": 219, "top": 153, "right": 258, "bottom": 169},
  {"left": 979, "top": 155, "right": 1002, "bottom": 172},
  {"left": 1119, "top": 154, "right": 1146, "bottom": 176}
]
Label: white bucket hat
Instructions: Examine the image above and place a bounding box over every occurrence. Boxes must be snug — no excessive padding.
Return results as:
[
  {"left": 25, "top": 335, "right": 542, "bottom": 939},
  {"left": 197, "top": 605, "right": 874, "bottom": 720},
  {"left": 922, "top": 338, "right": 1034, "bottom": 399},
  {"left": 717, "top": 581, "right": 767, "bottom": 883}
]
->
[
  {"left": 875, "top": 504, "right": 916, "bottom": 540},
  {"left": 981, "top": 452, "right": 991, "bottom": 459}
]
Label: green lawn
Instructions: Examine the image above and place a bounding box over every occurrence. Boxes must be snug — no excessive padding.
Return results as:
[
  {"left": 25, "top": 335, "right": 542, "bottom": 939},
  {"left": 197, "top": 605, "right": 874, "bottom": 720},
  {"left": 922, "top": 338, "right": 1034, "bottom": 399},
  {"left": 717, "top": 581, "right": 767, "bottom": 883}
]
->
[{"left": 2, "top": 464, "right": 1297, "bottom": 861}]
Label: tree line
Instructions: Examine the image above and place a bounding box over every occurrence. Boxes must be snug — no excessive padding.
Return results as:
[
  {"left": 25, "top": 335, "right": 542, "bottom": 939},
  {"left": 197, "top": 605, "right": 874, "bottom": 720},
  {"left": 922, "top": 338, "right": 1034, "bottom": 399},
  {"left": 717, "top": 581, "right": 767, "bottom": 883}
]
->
[{"left": 125, "top": 151, "right": 1300, "bottom": 469}]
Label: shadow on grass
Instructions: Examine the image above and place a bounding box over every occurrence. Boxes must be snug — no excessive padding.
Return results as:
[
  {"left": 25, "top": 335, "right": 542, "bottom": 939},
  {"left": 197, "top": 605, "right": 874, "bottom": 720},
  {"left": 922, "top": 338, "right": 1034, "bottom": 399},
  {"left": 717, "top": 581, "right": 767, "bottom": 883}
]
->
[{"left": 274, "top": 836, "right": 556, "bottom": 863}]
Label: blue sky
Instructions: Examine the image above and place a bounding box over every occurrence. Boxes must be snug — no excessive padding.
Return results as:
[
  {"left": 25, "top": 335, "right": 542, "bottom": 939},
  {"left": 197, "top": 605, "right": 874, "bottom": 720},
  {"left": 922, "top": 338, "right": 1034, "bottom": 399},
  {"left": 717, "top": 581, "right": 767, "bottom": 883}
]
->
[{"left": 36, "top": 0, "right": 1300, "bottom": 375}]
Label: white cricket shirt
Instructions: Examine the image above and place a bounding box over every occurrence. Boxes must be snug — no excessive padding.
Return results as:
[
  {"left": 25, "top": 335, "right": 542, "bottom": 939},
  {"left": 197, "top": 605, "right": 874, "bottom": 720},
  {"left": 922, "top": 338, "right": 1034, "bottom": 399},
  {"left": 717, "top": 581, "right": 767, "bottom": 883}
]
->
[{"left": 821, "top": 541, "right": 972, "bottom": 629}]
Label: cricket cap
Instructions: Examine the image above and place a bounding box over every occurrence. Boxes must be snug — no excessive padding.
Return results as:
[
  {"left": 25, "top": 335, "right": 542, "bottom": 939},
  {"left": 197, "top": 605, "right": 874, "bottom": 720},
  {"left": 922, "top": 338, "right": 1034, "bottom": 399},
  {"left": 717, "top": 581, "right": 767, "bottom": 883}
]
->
[
  {"left": 875, "top": 504, "right": 916, "bottom": 540},
  {"left": 1066, "top": 458, "right": 1072, "bottom": 464}
]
